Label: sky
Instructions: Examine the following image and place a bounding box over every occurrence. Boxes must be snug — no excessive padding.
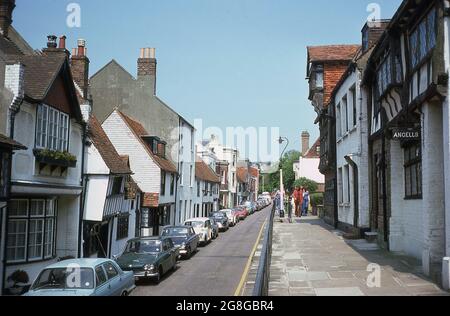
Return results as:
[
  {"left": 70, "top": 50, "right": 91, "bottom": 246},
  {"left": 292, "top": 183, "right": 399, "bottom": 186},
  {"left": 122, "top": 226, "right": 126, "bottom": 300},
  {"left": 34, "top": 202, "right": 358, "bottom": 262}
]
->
[{"left": 13, "top": 0, "right": 402, "bottom": 159}]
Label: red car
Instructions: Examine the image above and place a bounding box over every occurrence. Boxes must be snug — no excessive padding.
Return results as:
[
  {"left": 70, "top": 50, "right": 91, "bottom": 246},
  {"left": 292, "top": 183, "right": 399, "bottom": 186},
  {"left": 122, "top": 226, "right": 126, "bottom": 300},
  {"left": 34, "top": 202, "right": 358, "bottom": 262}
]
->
[{"left": 233, "top": 207, "right": 249, "bottom": 220}]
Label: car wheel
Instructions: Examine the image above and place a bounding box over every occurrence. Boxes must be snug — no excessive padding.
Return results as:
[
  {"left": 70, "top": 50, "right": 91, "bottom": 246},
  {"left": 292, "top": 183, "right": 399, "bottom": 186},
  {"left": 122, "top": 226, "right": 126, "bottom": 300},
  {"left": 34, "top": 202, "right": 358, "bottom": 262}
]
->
[
  {"left": 154, "top": 267, "right": 162, "bottom": 284},
  {"left": 172, "top": 259, "right": 177, "bottom": 271},
  {"left": 121, "top": 290, "right": 129, "bottom": 296},
  {"left": 186, "top": 246, "right": 192, "bottom": 259}
]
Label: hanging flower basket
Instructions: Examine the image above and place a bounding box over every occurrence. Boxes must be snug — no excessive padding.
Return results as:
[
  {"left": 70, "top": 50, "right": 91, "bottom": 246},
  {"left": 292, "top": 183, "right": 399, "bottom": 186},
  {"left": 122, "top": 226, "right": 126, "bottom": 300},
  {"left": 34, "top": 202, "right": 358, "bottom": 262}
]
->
[{"left": 33, "top": 149, "right": 77, "bottom": 168}]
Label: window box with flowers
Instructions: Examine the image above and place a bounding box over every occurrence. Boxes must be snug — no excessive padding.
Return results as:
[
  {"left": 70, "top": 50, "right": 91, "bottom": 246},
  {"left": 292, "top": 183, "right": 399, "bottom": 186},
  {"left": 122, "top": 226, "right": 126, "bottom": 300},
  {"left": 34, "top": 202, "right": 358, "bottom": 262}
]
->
[{"left": 33, "top": 148, "right": 77, "bottom": 169}]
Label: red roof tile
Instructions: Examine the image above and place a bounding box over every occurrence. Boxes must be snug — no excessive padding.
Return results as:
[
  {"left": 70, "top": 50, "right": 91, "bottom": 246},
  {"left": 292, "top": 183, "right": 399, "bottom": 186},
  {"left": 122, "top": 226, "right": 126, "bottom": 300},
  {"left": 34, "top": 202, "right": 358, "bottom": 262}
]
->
[
  {"left": 307, "top": 45, "right": 361, "bottom": 63},
  {"left": 237, "top": 167, "right": 248, "bottom": 183},
  {"left": 195, "top": 157, "right": 220, "bottom": 183},
  {"left": 88, "top": 115, "right": 132, "bottom": 175}
]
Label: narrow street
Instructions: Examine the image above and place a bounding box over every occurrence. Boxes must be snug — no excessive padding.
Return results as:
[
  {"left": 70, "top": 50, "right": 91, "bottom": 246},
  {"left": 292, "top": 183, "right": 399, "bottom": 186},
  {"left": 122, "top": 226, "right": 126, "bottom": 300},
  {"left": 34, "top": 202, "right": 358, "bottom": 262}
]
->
[{"left": 131, "top": 206, "right": 269, "bottom": 296}]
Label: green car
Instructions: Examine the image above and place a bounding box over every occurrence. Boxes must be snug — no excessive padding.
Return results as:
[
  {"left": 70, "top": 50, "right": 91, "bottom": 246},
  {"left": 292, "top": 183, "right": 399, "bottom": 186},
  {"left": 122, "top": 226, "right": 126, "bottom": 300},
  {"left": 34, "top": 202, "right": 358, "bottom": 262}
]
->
[{"left": 115, "top": 237, "right": 179, "bottom": 284}]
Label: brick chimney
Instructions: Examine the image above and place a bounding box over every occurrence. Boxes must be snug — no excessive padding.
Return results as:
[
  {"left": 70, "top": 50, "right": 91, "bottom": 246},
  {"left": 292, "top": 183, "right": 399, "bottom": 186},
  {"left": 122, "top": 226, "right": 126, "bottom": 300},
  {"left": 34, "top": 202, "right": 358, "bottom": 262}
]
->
[
  {"left": 301, "top": 131, "right": 310, "bottom": 156},
  {"left": 70, "top": 39, "right": 90, "bottom": 101},
  {"left": 137, "top": 48, "right": 157, "bottom": 95},
  {"left": 361, "top": 20, "right": 390, "bottom": 53},
  {"left": 42, "top": 35, "right": 70, "bottom": 58},
  {"left": 0, "top": 0, "right": 15, "bottom": 38}
]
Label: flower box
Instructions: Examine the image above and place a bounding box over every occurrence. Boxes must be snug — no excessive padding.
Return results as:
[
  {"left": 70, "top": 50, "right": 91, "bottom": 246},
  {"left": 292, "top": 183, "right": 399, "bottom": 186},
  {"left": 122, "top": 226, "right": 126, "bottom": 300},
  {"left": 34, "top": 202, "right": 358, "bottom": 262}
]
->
[{"left": 33, "top": 149, "right": 77, "bottom": 168}]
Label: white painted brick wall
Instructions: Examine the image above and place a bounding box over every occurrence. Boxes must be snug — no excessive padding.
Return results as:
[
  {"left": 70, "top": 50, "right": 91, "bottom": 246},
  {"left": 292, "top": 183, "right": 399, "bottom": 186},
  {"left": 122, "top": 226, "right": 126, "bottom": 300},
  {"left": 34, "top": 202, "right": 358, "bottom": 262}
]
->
[
  {"left": 335, "top": 70, "right": 370, "bottom": 228},
  {"left": 389, "top": 140, "right": 423, "bottom": 258},
  {"left": 421, "top": 102, "right": 445, "bottom": 266}
]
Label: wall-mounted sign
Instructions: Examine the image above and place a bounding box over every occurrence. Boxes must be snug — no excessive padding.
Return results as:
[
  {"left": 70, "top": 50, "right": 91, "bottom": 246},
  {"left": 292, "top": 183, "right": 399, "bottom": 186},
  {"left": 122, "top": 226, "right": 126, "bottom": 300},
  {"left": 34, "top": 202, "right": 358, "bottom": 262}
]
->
[{"left": 390, "top": 127, "right": 421, "bottom": 141}]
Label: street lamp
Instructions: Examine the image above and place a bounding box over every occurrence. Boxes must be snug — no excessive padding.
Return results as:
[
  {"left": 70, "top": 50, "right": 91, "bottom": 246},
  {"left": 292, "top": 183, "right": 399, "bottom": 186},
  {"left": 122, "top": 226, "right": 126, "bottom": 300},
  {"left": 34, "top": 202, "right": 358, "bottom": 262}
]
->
[{"left": 277, "top": 137, "right": 289, "bottom": 218}]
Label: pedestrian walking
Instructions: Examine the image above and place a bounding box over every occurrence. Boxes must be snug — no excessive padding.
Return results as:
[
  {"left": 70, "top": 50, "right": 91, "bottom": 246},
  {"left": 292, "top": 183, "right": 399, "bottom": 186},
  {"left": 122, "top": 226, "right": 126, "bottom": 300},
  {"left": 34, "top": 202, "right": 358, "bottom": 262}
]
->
[
  {"left": 302, "top": 190, "right": 310, "bottom": 216},
  {"left": 293, "top": 186, "right": 303, "bottom": 217}
]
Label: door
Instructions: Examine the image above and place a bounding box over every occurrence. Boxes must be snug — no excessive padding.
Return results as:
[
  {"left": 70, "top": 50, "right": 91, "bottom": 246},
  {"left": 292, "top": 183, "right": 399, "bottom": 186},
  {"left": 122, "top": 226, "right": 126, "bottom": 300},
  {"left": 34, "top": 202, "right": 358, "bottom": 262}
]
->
[
  {"left": 161, "top": 239, "right": 172, "bottom": 273},
  {"left": 103, "top": 261, "right": 122, "bottom": 296},
  {"left": 99, "top": 222, "right": 110, "bottom": 258},
  {"left": 152, "top": 208, "right": 160, "bottom": 236},
  {"left": 94, "top": 265, "right": 113, "bottom": 296}
]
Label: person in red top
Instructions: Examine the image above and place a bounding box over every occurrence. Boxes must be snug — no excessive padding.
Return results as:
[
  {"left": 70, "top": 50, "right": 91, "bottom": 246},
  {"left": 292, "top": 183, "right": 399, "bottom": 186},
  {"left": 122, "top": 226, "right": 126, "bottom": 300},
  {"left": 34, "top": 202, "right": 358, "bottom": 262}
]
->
[{"left": 293, "top": 186, "right": 304, "bottom": 217}]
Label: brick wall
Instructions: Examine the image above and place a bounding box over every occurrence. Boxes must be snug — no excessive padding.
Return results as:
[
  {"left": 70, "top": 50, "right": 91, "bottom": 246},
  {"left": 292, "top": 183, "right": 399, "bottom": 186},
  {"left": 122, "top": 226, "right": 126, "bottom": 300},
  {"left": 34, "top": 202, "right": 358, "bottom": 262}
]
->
[{"left": 324, "top": 62, "right": 349, "bottom": 106}]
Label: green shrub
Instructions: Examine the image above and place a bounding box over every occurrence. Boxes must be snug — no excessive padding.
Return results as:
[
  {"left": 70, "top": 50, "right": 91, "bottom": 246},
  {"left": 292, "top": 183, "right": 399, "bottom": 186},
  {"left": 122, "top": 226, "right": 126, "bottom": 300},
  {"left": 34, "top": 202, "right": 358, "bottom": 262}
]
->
[
  {"left": 294, "top": 178, "right": 318, "bottom": 193},
  {"left": 310, "top": 193, "right": 324, "bottom": 206}
]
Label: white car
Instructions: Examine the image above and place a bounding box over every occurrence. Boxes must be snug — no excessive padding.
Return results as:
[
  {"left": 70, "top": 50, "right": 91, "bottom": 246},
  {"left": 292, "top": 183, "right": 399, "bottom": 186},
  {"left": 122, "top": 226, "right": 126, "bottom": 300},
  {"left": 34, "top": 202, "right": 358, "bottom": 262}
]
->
[
  {"left": 184, "top": 218, "right": 213, "bottom": 245},
  {"left": 221, "top": 209, "right": 237, "bottom": 226}
]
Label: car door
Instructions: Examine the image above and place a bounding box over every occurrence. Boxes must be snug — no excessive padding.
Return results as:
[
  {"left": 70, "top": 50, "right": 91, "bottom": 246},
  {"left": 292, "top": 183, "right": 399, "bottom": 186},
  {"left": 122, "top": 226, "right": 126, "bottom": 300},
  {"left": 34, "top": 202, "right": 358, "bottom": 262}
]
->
[
  {"left": 205, "top": 220, "right": 211, "bottom": 240},
  {"left": 103, "top": 261, "right": 122, "bottom": 296},
  {"left": 166, "top": 238, "right": 177, "bottom": 266},
  {"left": 94, "top": 265, "right": 113, "bottom": 296},
  {"left": 160, "top": 239, "right": 171, "bottom": 273},
  {"left": 190, "top": 227, "right": 199, "bottom": 250}
]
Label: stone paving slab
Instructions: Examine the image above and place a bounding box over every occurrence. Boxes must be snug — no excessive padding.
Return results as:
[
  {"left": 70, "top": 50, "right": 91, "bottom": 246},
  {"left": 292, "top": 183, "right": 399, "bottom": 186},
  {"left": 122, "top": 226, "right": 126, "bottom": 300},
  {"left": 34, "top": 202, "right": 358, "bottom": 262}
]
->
[{"left": 269, "top": 216, "right": 450, "bottom": 297}]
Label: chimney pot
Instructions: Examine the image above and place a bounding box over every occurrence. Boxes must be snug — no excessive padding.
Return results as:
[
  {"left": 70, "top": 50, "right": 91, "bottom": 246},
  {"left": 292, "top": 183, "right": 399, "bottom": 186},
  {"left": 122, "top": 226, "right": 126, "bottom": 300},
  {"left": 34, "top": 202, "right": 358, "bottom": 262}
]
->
[
  {"left": 58, "top": 35, "right": 67, "bottom": 49},
  {"left": 47, "top": 35, "right": 57, "bottom": 48}
]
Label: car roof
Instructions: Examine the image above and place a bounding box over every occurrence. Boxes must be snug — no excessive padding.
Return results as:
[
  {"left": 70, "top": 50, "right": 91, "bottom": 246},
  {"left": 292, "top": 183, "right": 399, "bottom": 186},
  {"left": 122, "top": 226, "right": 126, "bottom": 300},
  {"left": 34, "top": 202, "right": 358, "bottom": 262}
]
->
[
  {"left": 128, "top": 236, "right": 166, "bottom": 242},
  {"left": 43, "top": 258, "right": 112, "bottom": 269},
  {"left": 185, "top": 217, "right": 210, "bottom": 222},
  {"left": 163, "top": 225, "right": 192, "bottom": 229}
]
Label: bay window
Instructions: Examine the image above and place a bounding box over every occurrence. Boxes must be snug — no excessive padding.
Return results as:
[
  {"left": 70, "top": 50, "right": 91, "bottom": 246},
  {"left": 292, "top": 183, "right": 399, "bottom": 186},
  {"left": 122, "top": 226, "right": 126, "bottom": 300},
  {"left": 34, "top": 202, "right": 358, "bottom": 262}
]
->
[
  {"left": 36, "top": 104, "right": 69, "bottom": 152},
  {"left": 7, "top": 199, "right": 57, "bottom": 263},
  {"left": 409, "top": 7, "right": 437, "bottom": 69}
]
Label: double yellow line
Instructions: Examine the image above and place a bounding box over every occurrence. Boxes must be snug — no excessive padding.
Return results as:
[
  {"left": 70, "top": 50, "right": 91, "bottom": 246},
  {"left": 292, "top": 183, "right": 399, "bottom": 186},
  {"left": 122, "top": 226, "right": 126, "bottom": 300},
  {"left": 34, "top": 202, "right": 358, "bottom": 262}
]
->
[{"left": 233, "top": 219, "right": 267, "bottom": 296}]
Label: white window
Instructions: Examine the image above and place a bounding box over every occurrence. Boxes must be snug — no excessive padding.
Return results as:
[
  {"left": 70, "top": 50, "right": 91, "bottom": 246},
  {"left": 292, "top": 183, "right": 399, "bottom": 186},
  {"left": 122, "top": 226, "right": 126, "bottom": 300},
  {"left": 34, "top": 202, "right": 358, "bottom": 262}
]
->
[
  {"left": 338, "top": 168, "right": 343, "bottom": 203},
  {"left": 190, "top": 165, "right": 193, "bottom": 187},
  {"left": 336, "top": 103, "right": 342, "bottom": 138},
  {"left": 36, "top": 104, "right": 69, "bottom": 151},
  {"left": 179, "top": 162, "right": 184, "bottom": 186},
  {"left": 7, "top": 199, "right": 57, "bottom": 263}
]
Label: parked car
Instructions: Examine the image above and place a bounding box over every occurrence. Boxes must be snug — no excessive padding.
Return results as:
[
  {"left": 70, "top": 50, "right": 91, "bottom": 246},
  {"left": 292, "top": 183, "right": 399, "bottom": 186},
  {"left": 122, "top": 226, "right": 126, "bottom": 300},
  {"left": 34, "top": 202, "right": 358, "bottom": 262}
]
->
[
  {"left": 24, "top": 259, "right": 135, "bottom": 296},
  {"left": 232, "top": 209, "right": 241, "bottom": 223},
  {"left": 209, "top": 217, "right": 220, "bottom": 239},
  {"left": 234, "top": 206, "right": 248, "bottom": 220},
  {"left": 210, "top": 212, "right": 230, "bottom": 231},
  {"left": 243, "top": 201, "right": 255, "bottom": 215},
  {"left": 161, "top": 226, "right": 200, "bottom": 259},
  {"left": 221, "top": 209, "right": 238, "bottom": 226},
  {"left": 115, "top": 237, "right": 179, "bottom": 284},
  {"left": 184, "top": 217, "right": 213, "bottom": 245}
]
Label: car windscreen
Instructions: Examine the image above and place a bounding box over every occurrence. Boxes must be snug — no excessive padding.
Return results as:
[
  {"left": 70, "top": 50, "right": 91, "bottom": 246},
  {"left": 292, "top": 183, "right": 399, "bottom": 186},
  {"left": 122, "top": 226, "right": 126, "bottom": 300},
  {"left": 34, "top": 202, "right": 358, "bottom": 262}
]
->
[
  {"left": 161, "top": 227, "right": 189, "bottom": 237},
  {"left": 212, "top": 213, "right": 224, "bottom": 218},
  {"left": 185, "top": 221, "right": 204, "bottom": 228},
  {"left": 126, "top": 240, "right": 162, "bottom": 254},
  {"left": 32, "top": 268, "right": 94, "bottom": 290}
]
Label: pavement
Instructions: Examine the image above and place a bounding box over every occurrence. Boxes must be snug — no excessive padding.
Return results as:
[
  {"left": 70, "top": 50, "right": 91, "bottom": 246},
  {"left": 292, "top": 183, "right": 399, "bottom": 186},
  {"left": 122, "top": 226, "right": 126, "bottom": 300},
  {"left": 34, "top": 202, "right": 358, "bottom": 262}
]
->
[
  {"left": 131, "top": 206, "right": 269, "bottom": 296},
  {"left": 268, "top": 216, "right": 450, "bottom": 296}
]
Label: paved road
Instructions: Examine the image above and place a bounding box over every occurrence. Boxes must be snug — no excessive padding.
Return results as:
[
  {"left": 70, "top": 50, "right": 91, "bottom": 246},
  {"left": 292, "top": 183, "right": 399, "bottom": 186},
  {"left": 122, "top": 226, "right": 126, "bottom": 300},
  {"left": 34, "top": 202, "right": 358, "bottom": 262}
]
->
[{"left": 131, "top": 206, "right": 270, "bottom": 296}]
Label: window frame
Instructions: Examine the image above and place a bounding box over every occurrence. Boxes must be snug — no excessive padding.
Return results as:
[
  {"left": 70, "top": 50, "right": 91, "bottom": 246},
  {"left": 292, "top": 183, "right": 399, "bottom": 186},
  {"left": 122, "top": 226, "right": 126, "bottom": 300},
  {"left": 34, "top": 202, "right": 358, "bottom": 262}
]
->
[
  {"left": 161, "top": 171, "right": 166, "bottom": 196},
  {"left": 35, "top": 104, "right": 70, "bottom": 152},
  {"left": 7, "top": 198, "right": 57, "bottom": 264},
  {"left": 403, "top": 142, "right": 422, "bottom": 200},
  {"left": 116, "top": 214, "right": 129, "bottom": 241}
]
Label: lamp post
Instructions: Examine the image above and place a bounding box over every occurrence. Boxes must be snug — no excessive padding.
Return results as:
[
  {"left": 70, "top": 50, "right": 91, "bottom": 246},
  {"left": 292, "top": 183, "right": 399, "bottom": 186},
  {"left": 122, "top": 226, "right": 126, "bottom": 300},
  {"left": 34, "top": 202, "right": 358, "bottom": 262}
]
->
[{"left": 277, "top": 137, "right": 289, "bottom": 216}]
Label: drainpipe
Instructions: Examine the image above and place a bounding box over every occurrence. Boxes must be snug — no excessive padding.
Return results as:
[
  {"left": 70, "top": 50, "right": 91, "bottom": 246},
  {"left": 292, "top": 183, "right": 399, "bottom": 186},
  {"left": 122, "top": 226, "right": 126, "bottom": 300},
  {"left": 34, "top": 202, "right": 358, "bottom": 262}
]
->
[
  {"left": 2, "top": 63, "right": 24, "bottom": 295},
  {"left": 77, "top": 122, "right": 87, "bottom": 258},
  {"left": 381, "top": 132, "right": 389, "bottom": 249},
  {"left": 344, "top": 155, "right": 359, "bottom": 230}
]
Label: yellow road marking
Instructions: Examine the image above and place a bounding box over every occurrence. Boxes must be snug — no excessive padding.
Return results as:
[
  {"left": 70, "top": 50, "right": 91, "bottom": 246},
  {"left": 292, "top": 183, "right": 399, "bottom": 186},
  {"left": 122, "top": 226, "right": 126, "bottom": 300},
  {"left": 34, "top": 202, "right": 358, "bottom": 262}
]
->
[{"left": 233, "top": 219, "right": 267, "bottom": 296}]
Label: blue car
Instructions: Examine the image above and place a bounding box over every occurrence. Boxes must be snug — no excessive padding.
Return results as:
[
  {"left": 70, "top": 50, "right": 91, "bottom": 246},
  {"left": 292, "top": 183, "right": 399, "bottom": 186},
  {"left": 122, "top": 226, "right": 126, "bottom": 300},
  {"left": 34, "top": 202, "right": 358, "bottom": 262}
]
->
[{"left": 24, "top": 258, "right": 136, "bottom": 296}]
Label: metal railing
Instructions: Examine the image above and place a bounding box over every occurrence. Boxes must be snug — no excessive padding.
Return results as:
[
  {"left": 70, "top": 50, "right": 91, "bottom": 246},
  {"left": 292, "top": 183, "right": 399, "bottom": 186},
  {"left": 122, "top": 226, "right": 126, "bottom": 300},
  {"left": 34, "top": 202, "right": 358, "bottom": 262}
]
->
[{"left": 252, "top": 202, "right": 276, "bottom": 296}]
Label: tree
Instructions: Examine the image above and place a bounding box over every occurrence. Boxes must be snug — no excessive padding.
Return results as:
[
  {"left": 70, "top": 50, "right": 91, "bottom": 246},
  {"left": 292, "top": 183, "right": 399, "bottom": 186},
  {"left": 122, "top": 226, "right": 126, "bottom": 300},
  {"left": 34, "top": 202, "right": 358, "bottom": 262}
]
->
[
  {"left": 266, "top": 150, "right": 301, "bottom": 193},
  {"left": 294, "top": 178, "right": 319, "bottom": 193}
]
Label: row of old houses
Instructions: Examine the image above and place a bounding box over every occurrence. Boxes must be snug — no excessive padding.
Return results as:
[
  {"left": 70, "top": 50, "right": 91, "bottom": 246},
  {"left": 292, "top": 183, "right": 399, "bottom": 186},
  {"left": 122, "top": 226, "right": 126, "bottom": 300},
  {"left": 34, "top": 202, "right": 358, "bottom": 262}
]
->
[
  {"left": 0, "top": 0, "right": 259, "bottom": 294},
  {"left": 306, "top": 0, "right": 450, "bottom": 289}
]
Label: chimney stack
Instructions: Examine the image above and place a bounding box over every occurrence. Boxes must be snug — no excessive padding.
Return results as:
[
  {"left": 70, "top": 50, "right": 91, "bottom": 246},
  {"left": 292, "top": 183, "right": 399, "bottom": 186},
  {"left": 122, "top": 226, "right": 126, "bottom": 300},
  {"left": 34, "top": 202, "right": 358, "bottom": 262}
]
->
[
  {"left": 58, "top": 35, "right": 66, "bottom": 50},
  {"left": 70, "top": 38, "right": 90, "bottom": 101},
  {"left": 137, "top": 47, "right": 157, "bottom": 95},
  {"left": 361, "top": 20, "right": 390, "bottom": 53},
  {"left": 301, "top": 131, "right": 310, "bottom": 156},
  {"left": 0, "top": 0, "right": 15, "bottom": 38}
]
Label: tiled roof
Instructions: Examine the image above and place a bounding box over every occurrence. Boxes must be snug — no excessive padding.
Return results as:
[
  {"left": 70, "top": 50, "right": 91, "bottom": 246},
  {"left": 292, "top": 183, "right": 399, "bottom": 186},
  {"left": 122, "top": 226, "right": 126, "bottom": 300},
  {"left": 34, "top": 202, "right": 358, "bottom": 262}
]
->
[
  {"left": 9, "top": 54, "right": 66, "bottom": 101},
  {"left": 0, "top": 36, "right": 23, "bottom": 55},
  {"left": 249, "top": 167, "right": 259, "bottom": 178},
  {"left": 237, "top": 167, "right": 248, "bottom": 183},
  {"left": 307, "top": 45, "right": 361, "bottom": 63},
  {"left": 118, "top": 111, "right": 178, "bottom": 173},
  {"left": 195, "top": 157, "right": 220, "bottom": 183},
  {"left": 0, "top": 134, "right": 26, "bottom": 150},
  {"left": 304, "top": 138, "right": 321, "bottom": 159},
  {"left": 88, "top": 115, "right": 132, "bottom": 175}
]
